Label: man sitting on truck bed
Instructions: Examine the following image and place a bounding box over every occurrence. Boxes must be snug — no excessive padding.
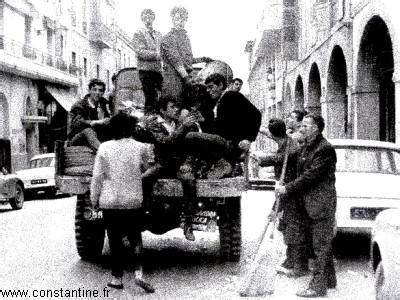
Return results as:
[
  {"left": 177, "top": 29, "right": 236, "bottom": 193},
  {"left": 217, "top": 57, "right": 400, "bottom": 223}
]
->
[
  {"left": 68, "top": 78, "right": 113, "bottom": 152},
  {"left": 141, "top": 96, "right": 201, "bottom": 240},
  {"left": 184, "top": 73, "right": 262, "bottom": 178}
]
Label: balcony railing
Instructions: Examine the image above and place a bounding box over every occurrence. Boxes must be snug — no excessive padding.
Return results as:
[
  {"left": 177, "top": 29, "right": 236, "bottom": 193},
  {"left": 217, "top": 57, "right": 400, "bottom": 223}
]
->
[{"left": 0, "top": 35, "right": 75, "bottom": 76}]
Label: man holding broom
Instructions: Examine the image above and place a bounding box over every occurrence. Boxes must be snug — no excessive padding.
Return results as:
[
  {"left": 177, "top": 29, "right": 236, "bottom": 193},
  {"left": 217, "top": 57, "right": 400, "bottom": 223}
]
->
[
  {"left": 255, "top": 118, "right": 309, "bottom": 277},
  {"left": 275, "top": 114, "right": 337, "bottom": 298}
]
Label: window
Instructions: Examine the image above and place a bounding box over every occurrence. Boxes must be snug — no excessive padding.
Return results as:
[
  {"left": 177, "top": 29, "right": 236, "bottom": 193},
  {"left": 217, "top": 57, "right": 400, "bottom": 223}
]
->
[
  {"left": 71, "top": 51, "right": 76, "bottom": 66},
  {"left": 336, "top": 147, "right": 400, "bottom": 174},
  {"left": 24, "top": 15, "right": 32, "bottom": 45},
  {"left": 83, "top": 57, "right": 87, "bottom": 76}
]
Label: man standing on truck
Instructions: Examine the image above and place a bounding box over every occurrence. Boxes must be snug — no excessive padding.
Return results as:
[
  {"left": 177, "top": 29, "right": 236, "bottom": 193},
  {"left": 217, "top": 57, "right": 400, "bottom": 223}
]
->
[
  {"left": 160, "top": 6, "right": 212, "bottom": 107},
  {"left": 133, "top": 9, "right": 163, "bottom": 113},
  {"left": 68, "top": 78, "right": 112, "bottom": 153}
]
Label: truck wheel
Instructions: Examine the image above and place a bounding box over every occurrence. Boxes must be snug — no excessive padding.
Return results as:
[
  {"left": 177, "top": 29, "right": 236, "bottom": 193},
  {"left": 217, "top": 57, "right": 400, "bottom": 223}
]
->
[
  {"left": 75, "top": 193, "right": 105, "bottom": 261},
  {"left": 10, "top": 184, "right": 24, "bottom": 210},
  {"left": 218, "top": 196, "right": 242, "bottom": 262}
]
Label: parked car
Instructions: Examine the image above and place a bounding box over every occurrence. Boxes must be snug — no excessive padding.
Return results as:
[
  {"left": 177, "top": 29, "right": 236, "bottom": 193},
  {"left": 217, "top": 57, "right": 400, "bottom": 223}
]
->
[
  {"left": 248, "top": 150, "right": 277, "bottom": 190},
  {"left": 16, "top": 153, "right": 57, "bottom": 198},
  {"left": 249, "top": 139, "right": 400, "bottom": 232},
  {"left": 0, "top": 139, "right": 25, "bottom": 209},
  {"left": 371, "top": 208, "right": 400, "bottom": 299},
  {"left": 333, "top": 139, "right": 400, "bottom": 234}
]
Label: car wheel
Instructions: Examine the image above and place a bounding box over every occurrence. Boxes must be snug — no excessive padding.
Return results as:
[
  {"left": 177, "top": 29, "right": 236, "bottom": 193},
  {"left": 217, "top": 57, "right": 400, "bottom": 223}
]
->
[
  {"left": 10, "top": 184, "right": 24, "bottom": 210},
  {"left": 375, "top": 261, "right": 389, "bottom": 300}
]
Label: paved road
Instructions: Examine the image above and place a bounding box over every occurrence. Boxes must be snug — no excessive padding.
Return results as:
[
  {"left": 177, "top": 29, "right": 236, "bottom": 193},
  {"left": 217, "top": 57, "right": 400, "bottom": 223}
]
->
[{"left": 0, "top": 191, "right": 374, "bottom": 299}]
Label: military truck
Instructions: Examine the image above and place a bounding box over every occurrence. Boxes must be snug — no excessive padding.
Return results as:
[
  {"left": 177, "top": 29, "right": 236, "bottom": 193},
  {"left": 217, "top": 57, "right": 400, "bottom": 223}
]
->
[
  {"left": 0, "top": 139, "right": 25, "bottom": 209},
  {"left": 55, "top": 61, "right": 247, "bottom": 262}
]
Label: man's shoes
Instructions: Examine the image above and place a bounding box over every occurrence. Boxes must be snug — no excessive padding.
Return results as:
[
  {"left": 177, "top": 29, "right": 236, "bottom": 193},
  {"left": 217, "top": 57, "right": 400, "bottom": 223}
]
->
[
  {"left": 134, "top": 278, "right": 155, "bottom": 293},
  {"left": 285, "top": 268, "right": 309, "bottom": 278},
  {"left": 296, "top": 288, "right": 327, "bottom": 298},
  {"left": 276, "top": 265, "right": 293, "bottom": 275},
  {"left": 107, "top": 276, "right": 123, "bottom": 289},
  {"left": 207, "top": 158, "right": 232, "bottom": 179},
  {"left": 184, "top": 223, "right": 195, "bottom": 241}
]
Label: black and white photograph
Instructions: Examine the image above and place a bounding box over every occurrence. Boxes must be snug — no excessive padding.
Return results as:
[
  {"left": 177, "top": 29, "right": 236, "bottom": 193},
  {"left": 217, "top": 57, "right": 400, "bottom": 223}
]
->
[{"left": 1, "top": 0, "right": 400, "bottom": 299}]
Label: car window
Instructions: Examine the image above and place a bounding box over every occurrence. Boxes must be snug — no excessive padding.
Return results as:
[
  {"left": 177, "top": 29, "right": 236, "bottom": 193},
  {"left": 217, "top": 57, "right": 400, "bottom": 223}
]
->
[
  {"left": 30, "top": 157, "right": 53, "bottom": 168},
  {"left": 335, "top": 147, "right": 400, "bottom": 174}
]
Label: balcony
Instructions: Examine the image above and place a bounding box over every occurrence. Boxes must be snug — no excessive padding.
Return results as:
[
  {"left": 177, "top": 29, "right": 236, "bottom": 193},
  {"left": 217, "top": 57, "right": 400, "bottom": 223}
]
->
[
  {"left": 0, "top": 35, "right": 79, "bottom": 87},
  {"left": 89, "top": 22, "right": 116, "bottom": 49}
]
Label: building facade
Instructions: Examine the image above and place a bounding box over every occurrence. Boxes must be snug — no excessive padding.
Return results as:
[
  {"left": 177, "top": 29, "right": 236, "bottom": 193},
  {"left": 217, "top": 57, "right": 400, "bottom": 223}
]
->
[
  {"left": 247, "top": 0, "right": 400, "bottom": 149},
  {"left": 0, "top": 0, "right": 136, "bottom": 170}
]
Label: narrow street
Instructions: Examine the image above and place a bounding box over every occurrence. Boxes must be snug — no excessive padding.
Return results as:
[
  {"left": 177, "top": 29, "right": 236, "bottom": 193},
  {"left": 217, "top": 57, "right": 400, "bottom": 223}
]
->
[{"left": 0, "top": 191, "right": 374, "bottom": 299}]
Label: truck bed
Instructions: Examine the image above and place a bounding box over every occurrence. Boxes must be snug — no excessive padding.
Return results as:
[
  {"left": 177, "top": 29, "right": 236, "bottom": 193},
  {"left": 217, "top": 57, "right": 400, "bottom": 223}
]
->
[{"left": 56, "top": 175, "right": 246, "bottom": 197}]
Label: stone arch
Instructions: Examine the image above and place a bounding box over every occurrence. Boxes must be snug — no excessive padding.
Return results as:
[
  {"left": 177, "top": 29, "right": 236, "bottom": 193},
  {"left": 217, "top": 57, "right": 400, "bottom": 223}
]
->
[
  {"left": 307, "top": 63, "right": 322, "bottom": 115},
  {"left": 294, "top": 76, "right": 304, "bottom": 110},
  {"left": 355, "top": 15, "right": 394, "bottom": 142},
  {"left": 0, "top": 92, "right": 9, "bottom": 138},
  {"left": 326, "top": 45, "right": 348, "bottom": 138}
]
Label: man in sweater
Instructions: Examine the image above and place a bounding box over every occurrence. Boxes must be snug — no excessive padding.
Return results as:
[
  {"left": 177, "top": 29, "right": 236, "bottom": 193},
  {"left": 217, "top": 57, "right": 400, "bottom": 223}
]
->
[
  {"left": 91, "top": 113, "right": 154, "bottom": 292},
  {"left": 133, "top": 9, "right": 163, "bottom": 113},
  {"left": 160, "top": 6, "right": 212, "bottom": 107}
]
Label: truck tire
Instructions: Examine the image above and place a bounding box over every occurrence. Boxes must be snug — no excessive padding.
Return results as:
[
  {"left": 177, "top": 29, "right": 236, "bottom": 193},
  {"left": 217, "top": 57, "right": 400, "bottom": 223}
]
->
[
  {"left": 75, "top": 193, "right": 105, "bottom": 261},
  {"left": 9, "top": 183, "right": 24, "bottom": 210},
  {"left": 218, "top": 196, "right": 242, "bottom": 262}
]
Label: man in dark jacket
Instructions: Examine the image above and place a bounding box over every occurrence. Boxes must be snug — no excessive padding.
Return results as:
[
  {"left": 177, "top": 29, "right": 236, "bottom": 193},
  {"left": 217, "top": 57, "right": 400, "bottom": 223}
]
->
[
  {"left": 275, "top": 114, "right": 337, "bottom": 298},
  {"left": 204, "top": 73, "right": 262, "bottom": 177},
  {"left": 255, "top": 118, "right": 309, "bottom": 277},
  {"left": 69, "top": 78, "right": 112, "bottom": 152}
]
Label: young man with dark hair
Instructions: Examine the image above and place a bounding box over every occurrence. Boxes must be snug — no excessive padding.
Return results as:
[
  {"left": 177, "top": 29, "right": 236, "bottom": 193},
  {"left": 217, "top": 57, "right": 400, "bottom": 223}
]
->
[
  {"left": 141, "top": 96, "right": 200, "bottom": 241},
  {"left": 91, "top": 112, "right": 154, "bottom": 293},
  {"left": 276, "top": 113, "right": 337, "bottom": 297},
  {"left": 133, "top": 9, "right": 163, "bottom": 113},
  {"left": 204, "top": 72, "right": 262, "bottom": 177},
  {"left": 229, "top": 77, "right": 243, "bottom": 92},
  {"left": 256, "top": 118, "right": 309, "bottom": 278},
  {"left": 69, "top": 78, "right": 112, "bottom": 152}
]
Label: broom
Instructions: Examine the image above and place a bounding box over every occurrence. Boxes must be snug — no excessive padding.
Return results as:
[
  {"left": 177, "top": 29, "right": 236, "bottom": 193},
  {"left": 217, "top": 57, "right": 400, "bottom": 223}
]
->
[{"left": 238, "top": 138, "right": 291, "bottom": 297}]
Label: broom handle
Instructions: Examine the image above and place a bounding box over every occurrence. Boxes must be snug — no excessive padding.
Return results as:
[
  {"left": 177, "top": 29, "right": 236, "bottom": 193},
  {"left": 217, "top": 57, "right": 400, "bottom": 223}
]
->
[
  {"left": 269, "top": 138, "right": 291, "bottom": 239},
  {"left": 254, "top": 138, "right": 291, "bottom": 253}
]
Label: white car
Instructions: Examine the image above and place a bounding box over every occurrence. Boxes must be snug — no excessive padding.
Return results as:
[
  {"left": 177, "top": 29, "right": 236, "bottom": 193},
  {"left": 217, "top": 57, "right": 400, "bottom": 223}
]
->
[
  {"left": 16, "top": 153, "right": 57, "bottom": 198},
  {"left": 371, "top": 208, "right": 400, "bottom": 299},
  {"left": 333, "top": 139, "right": 400, "bottom": 234}
]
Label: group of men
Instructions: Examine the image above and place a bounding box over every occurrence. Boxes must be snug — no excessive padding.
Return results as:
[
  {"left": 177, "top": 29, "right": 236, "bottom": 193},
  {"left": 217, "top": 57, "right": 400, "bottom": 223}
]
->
[
  {"left": 67, "top": 5, "right": 337, "bottom": 297},
  {"left": 255, "top": 112, "right": 337, "bottom": 298}
]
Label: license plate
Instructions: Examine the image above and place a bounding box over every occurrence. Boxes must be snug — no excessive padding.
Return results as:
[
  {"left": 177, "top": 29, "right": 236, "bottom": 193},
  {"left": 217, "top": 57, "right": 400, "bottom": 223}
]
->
[
  {"left": 180, "top": 211, "right": 218, "bottom": 232},
  {"left": 31, "top": 179, "right": 47, "bottom": 184},
  {"left": 350, "top": 207, "right": 387, "bottom": 220}
]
